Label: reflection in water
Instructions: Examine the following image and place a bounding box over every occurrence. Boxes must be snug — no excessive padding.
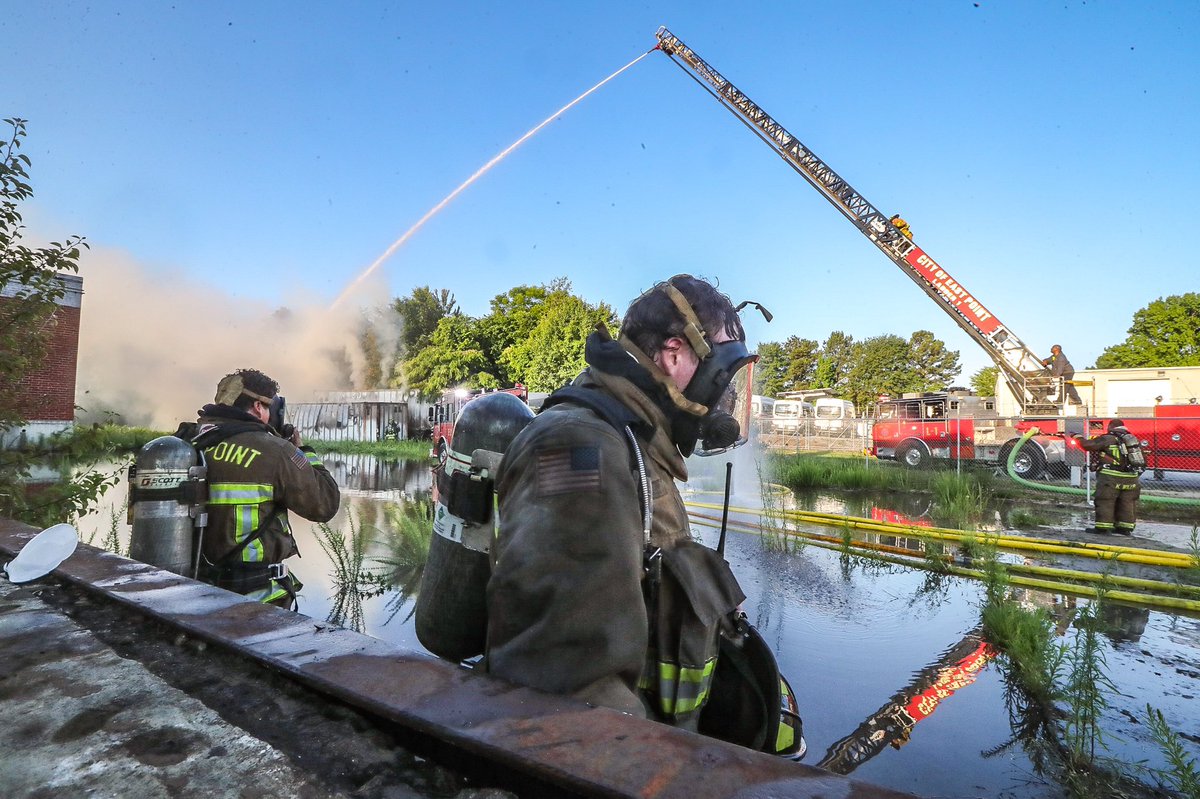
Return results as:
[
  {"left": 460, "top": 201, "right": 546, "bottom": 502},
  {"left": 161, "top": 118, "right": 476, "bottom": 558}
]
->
[
  {"left": 314, "top": 497, "right": 432, "bottom": 633},
  {"left": 314, "top": 508, "right": 378, "bottom": 632},
  {"left": 321, "top": 454, "right": 432, "bottom": 498},
  {"left": 985, "top": 668, "right": 1065, "bottom": 780},
  {"left": 817, "top": 630, "right": 997, "bottom": 775},
  {"left": 1101, "top": 604, "right": 1150, "bottom": 644},
  {"left": 363, "top": 499, "right": 432, "bottom": 625}
]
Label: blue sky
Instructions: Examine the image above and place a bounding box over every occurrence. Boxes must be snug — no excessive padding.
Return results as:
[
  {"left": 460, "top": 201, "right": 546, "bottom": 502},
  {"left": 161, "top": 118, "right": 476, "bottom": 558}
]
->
[{"left": 5, "top": 1, "right": 1198, "bottom": 411}]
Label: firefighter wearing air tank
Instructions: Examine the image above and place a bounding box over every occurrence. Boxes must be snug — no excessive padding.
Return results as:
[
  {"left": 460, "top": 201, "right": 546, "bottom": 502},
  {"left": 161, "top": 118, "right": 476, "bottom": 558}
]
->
[
  {"left": 483, "top": 275, "right": 803, "bottom": 758},
  {"left": 181, "top": 369, "right": 340, "bottom": 607},
  {"left": 1073, "top": 419, "right": 1142, "bottom": 535}
]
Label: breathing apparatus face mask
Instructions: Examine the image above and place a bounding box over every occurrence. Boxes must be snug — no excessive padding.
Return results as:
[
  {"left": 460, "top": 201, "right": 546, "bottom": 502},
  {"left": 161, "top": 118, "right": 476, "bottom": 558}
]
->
[
  {"left": 645, "top": 280, "right": 770, "bottom": 458},
  {"left": 682, "top": 339, "right": 757, "bottom": 457},
  {"left": 268, "top": 395, "right": 295, "bottom": 438}
]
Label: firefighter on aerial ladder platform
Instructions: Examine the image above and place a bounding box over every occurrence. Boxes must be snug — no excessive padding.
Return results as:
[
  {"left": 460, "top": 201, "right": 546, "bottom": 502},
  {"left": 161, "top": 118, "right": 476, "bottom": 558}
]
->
[{"left": 1042, "top": 344, "right": 1083, "bottom": 405}]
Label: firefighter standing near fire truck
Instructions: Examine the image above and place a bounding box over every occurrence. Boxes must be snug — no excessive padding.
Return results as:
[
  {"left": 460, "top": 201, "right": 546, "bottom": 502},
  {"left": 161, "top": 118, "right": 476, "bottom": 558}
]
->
[
  {"left": 178, "top": 369, "right": 341, "bottom": 608},
  {"left": 1073, "top": 418, "right": 1142, "bottom": 535},
  {"left": 485, "top": 276, "right": 757, "bottom": 723}
]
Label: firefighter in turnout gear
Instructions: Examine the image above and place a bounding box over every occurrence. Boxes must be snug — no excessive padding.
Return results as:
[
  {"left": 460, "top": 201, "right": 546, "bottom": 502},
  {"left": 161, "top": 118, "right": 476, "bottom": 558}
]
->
[
  {"left": 1073, "top": 418, "right": 1142, "bottom": 535},
  {"left": 178, "top": 369, "right": 341, "bottom": 608},
  {"left": 484, "top": 275, "right": 804, "bottom": 755},
  {"left": 1042, "top": 344, "right": 1083, "bottom": 406}
]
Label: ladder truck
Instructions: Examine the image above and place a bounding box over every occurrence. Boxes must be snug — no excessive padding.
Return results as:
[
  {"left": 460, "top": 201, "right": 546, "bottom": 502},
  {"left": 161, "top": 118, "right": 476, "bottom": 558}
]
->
[
  {"left": 652, "top": 28, "right": 1085, "bottom": 476},
  {"left": 654, "top": 27, "right": 1063, "bottom": 417}
]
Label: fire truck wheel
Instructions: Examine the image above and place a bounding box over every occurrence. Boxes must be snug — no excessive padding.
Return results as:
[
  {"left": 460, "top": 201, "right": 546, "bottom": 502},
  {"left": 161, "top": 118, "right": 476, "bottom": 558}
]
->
[
  {"left": 897, "top": 441, "right": 930, "bottom": 469},
  {"left": 999, "top": 439, "right": 1046, "bottom": 479}
]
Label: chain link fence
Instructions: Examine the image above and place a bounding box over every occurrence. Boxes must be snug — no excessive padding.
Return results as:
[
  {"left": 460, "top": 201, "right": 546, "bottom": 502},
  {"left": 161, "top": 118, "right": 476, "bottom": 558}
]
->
[{"left": 755, "top": 407, "right": 1200, "bottom": 502}]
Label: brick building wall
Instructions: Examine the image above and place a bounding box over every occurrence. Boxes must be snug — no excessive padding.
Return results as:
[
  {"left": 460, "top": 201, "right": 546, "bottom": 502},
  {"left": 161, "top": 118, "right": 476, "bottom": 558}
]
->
[{"left": 1, "top": 274, "right": 83, "bottom": 435}]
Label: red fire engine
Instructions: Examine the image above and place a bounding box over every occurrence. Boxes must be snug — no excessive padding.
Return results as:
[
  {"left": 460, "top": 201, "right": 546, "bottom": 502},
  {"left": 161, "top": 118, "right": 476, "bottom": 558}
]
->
[
  {"left": 870, "top": 390, "right": 1200, "bottom": 478},
  {"left": 430, "top": 384, "right": 528, "bottom": 461},
  {"left": 655, "top": 29, "right": 1200, "bottom": 479}
]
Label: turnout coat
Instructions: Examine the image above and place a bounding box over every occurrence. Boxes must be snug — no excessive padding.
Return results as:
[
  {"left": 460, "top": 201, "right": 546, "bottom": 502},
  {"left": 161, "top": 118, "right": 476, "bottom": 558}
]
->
[
  {"left": 191, "top": 407, "right": 341, "bottom": 567},
  {"left": 485, "top": 366, "right": 744, "bottom": 722}
]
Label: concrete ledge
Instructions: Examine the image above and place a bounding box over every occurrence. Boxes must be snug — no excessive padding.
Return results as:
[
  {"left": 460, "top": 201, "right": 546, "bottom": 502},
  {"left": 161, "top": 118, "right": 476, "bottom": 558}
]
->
[{"left": 0, "top": 518, "right": 916, "bottom": 799}]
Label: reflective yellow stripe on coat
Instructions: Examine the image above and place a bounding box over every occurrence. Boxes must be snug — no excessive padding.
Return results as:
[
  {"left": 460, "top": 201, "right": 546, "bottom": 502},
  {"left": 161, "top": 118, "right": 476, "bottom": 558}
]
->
[
  {"left": 646, "top": 658, "right": 717, "bottom": 719},
  {"left": 208, "top": 482, "right": 274, "bottom": 563}
]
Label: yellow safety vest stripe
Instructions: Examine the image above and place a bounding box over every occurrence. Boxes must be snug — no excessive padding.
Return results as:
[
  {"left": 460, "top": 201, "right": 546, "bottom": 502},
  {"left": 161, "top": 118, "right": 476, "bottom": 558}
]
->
[
  {"left": 653, "top": 658, "right": 717, "bottom": 717},
  {"left": 776, "top": 680, "right": 796, "bottom": 752},
  {"left": 209, "top": 482, "right": 275, "bottom": 562},
  {"left": 208, "top": 483, "right": 274, "bottom": 503}
]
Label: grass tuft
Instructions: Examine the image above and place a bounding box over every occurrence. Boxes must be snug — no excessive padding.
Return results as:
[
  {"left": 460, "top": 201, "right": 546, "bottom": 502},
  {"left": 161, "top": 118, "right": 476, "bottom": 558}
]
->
[{"left": 308, "top": 438, "right": 432, "bottom": 460}]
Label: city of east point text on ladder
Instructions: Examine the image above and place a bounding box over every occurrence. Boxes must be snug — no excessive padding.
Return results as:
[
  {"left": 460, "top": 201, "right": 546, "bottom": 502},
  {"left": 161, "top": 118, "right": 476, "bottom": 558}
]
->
[
  {"left": 906, "top": 248, "right": 1000, "bottom": 335},
  {"left": 329, "top": 47, "right": 657, "bottom": 311}
]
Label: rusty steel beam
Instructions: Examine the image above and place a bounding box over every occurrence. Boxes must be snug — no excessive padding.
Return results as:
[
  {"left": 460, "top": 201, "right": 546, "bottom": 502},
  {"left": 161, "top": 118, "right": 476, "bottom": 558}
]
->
[{"left": 0, "top": 519, "right": 916, "bottom": 799}]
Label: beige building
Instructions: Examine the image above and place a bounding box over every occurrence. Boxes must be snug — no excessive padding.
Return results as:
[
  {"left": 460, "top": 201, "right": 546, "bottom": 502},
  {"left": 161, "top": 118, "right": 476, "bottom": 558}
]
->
[{"left": 996, "top": 365, "right": 1200, "bottom": 418}]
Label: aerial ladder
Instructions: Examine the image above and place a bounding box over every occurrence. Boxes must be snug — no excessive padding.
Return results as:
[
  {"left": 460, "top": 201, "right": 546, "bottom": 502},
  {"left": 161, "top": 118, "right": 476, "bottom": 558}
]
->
[{"left": 654, "top": 28, "right": 1065, "bottom": 416}]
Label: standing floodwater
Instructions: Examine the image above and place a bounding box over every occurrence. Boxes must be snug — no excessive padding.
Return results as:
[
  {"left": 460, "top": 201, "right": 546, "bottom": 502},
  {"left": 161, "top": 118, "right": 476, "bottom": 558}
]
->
[{"left": 74, "top": 455, "right": 1200, "bottom": 798}]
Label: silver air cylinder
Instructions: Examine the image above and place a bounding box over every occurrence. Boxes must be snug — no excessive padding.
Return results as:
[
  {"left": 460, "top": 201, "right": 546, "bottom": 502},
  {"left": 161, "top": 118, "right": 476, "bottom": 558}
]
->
[{"left": 128, "top": 435, "right": 206, "bottom": 576}]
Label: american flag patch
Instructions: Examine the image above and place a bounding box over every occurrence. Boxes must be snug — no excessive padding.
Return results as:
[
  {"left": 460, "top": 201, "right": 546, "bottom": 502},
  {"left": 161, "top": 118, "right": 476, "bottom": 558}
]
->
[
  {"left": 289, "top": 448, "right": 308, "bottom": 469},
  {"left": 537, "top": 446, "right": 601, "bottom": 497}
]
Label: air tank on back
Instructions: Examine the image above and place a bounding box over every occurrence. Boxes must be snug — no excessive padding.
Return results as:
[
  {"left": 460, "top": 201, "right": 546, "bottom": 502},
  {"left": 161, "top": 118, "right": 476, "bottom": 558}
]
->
[
  {"left": 415, "top": 392, "right": 534, "bottom": 661},
  {"left": 128, "top": 435, "right": 206, "bottom": 576}
]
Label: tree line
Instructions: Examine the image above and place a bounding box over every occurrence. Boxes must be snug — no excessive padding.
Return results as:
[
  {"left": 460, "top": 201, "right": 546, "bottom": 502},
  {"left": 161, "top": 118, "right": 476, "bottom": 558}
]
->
[
  {"left": 754, "top": 330, "right": 960, "bottom": 409},
  {"left": 353, "top": 283, "right": 1200, "bottom": 406},
  {"left": 344, "top": 280, "right": 617, "bottom": 397},
  {"left": 351, "top": 282, "right": 967, "bottom": 406}
]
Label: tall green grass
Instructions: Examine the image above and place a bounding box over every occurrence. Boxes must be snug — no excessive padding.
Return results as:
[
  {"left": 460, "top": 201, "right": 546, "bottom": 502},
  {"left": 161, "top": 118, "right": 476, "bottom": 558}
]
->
[
  {"left": 38, "top": 423, "right": 168, "bottom": 455},
  {"left": 1062, "top": 587, "right": 1118, "bottom": 768},
  {"left": 931, "top": 471, "right": 991, "bottom": 528},
  {"left": 308, "top": 438, "right": 432, "bottom": 460},
  {"left": 979, "top": 555, "right": 1063, "bottom": 707},
  {"left": 977, "top": 548, "right": 1199, "bottom": 796},
  {"left": 84, "top": 505, "right": 126, "bottom": 556},
  {"left": 771, "top": 453, "right": 927, "bottom": 492},
  {"left": 755, "top": 460, "right": 803, "bottom": 554},
  {"left": 769, "top": 452, "right": 1032, "bottom": 500},
  {"left": 1146, "top": 704, "right": 1200, "bottom": 797},
  {"left": 1007, "top": 507, "right": 1050, "bottom": 530}
]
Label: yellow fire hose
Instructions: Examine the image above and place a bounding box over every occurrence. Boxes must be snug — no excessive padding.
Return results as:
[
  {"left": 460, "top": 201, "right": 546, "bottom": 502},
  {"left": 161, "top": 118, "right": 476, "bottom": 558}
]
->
[
  {"left": 684, "top": 499, "right": 1195, "bottom": 569},
  {"left": 688, "top": 513, "right": 1200, "bottom": 614},
  {"left": 688, "top": 510, "right": 1200, "bottom": 599}
]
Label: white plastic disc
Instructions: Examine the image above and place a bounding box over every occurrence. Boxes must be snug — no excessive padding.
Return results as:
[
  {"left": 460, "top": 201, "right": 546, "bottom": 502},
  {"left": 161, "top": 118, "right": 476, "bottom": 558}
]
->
[{"left": 4, "top": 523, "right": 79, "bottom": 583}]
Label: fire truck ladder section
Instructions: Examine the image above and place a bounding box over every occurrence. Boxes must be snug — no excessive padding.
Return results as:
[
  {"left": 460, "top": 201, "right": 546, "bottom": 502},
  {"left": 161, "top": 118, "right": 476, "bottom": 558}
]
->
[{"left": 654, "top": 28, "right": 1061, "bottom": 416}]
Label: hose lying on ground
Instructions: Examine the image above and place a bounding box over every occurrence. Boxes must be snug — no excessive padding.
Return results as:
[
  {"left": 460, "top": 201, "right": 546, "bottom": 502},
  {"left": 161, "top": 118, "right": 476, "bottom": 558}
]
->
[{"left": 1006, "top": 427, "right": 1200, "bottom": 507}]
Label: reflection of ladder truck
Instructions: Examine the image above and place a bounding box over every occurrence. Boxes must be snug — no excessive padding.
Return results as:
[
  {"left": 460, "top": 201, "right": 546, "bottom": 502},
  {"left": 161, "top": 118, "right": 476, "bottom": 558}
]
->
[
  {"left": 816, "top": 631, "right": 996, "bottom": 775},
  {"left": 653, "top": 28, "right": 1065, "bottom": 416},
  {"left": 429, "top": 384, "right": 528, "bottom": 462}
]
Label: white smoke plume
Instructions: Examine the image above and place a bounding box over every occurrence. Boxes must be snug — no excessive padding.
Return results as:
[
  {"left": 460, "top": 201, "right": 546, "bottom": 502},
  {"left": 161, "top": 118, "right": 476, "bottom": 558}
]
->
[{"left": 75, "top": 246, "right": 396, "bottom": 429}]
